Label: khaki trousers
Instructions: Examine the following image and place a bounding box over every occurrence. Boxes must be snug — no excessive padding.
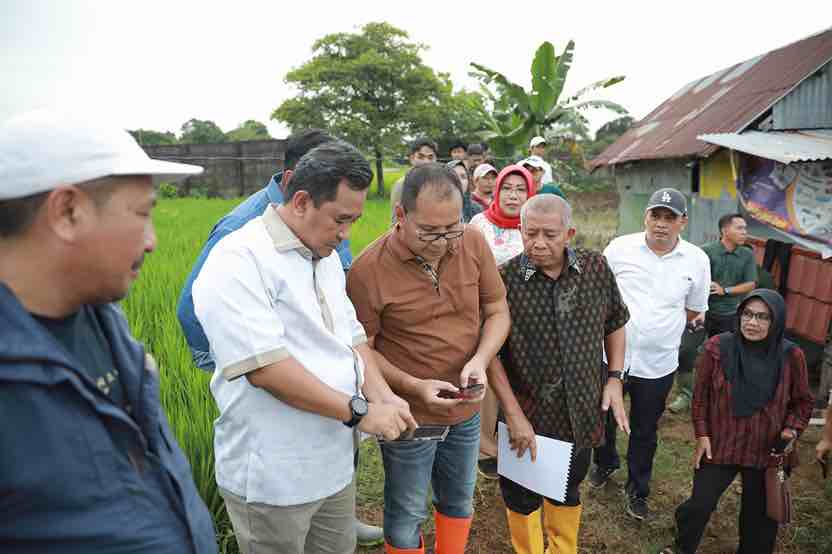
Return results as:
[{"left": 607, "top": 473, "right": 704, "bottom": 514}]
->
[
  {"left": 220, "top": 482, "right": 356, "bottom": 554},
  {"left": 479, "top": 386, "right": 499, "bottom": 457}
]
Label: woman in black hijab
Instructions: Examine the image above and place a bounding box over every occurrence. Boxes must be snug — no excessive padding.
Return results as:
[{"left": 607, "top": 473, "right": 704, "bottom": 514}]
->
[{"left": 663, "top": 289, "right": 813, "bottom": 554}]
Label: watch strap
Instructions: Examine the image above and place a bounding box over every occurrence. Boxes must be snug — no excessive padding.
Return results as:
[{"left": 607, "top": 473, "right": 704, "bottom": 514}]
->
[
  {"left": 607, "top": 369, "right": 627, "bottom": 382},
  {"left": 344, "top": 395, "right": 365, "bottom": 428}
]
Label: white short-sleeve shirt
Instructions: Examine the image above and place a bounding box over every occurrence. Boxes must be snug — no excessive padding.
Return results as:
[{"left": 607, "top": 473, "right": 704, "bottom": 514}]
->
[
  {"left": 193, "top": 205, "right": 367, "bottom": 506},
  {"left": 604, "top": 232, "right": 710, "bottom": 379},
  {"left": 469, "top": 212, "right": 524, "bottom": 266}
]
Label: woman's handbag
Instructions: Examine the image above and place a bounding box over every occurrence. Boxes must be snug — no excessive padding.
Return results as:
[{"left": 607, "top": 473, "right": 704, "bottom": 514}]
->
[{"left": 765, "top": 441, "right": 797, "bottom": 524}]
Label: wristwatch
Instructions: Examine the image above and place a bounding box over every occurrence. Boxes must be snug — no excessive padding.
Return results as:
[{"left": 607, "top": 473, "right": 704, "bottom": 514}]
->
[
  {"left": 607, "top": 369, "right": 627, "bottom": 383},
  {"left": 725, "top": 286, "right": 732, "bottom": 296},
  {"left": 344, "top": 395, "right": 368, "bottom": 428}
]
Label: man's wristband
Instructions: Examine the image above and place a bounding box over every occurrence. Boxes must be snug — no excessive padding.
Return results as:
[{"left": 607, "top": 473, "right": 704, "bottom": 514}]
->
[
  {"left": 725, "top": 286, "right": 732, "bottom": 296},
  {"left": 607, "top": 369, "right": 627, "bottom": 383}
]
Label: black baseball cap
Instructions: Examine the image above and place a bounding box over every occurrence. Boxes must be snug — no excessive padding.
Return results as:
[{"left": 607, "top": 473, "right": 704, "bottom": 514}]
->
[{"left": 646, "top": 187, "right": 687, "bottom": 216}]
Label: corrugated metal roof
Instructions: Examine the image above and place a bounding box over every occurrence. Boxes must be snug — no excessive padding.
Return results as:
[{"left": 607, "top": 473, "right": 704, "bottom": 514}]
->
[
  {"left": 589, "top": 27, "right": 832, "bottom": 169},
  {"left": 697, "top": 130, "right": 832, "bottom": 163},
  {"left": 774, "top": 61, "right": 832, "bottom": 130}
]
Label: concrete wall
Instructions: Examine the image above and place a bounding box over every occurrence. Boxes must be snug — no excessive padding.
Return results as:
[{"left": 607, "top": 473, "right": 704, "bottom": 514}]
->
[
  {"left": 610, "top": 156, "right": 740, "bottom": 246},
  {"left": 142, "top": 139, "right": 287, "bottom": 198},
  {"left": 612, "top": 159, "right": 693, "bottom": 240}
]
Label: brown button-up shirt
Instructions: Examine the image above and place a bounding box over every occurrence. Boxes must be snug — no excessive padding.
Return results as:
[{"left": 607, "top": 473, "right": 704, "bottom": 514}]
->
[
  {"left": 347, "top": 225, "right": 506, "bottom": 425},
  {"left": 499, "top": 249, "right": 629, "bottom": 449}
]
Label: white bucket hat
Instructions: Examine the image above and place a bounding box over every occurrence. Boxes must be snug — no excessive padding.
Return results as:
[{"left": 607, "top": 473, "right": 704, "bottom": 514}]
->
[{"left": 0, "top": 109, "right": 203, "bottom": 200}]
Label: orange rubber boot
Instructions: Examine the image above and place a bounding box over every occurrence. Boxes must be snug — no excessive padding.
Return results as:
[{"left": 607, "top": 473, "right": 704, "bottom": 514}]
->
[{"left": 434, "top": 511, "right": 473, "bottom": 554}]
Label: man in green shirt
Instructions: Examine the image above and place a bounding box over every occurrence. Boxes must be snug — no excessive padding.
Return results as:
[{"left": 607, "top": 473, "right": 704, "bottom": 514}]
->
[
  {"left": 702, "top": 213, "right": 758, "bottom": 335},
  {"left": 669, "top": 213, "right": 757, "bottom": 413}
]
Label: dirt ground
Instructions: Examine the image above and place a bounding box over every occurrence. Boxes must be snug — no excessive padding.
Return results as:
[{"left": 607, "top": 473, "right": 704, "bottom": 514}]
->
[
  {"left": 356, "top": 190, "right": 832, "bottom": 553},
  {"left": 357, "top": 405, "right": 831, "bottom": 554}
]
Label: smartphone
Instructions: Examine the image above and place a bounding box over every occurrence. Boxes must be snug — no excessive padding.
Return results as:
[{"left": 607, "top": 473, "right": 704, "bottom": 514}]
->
[
  {"left": 378, "top": 425, "right": 450, "bottom": 442},
  {"left": 437, "top": 383, "right": 485, "bottom": 399}
]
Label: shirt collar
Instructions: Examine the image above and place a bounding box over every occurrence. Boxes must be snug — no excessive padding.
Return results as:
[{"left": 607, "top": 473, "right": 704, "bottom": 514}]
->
[
  {"left": 716, "top": 240, "right": 739, "bottom": 255},
  {"left": 262, "top": 205, "right": 316, "bottom": 260},
  {"left": 641, "top": 232, "right": 684, "bottom": 258},
  {"left": 519, "top": 247, "right": 581, "bottom": 282},
  {"left": 387, "top": 223, "right": 459, "bottom": 263}
]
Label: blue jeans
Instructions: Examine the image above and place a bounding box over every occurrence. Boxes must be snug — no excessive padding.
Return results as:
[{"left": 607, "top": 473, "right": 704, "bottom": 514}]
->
[{"left": 380, "top": 413, "right": 480, "bottom": 549}]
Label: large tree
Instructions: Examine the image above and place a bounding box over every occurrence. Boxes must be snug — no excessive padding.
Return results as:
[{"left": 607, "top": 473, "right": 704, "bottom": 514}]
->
[
  {"left": 180, "top": 118, "right": 226, "bottom": 144},
  {"left": 272, "top": 22, "right": 447, "bottom": 196},
  {"left": 226, "top": 119, "right": 272, "bottom": 142}
]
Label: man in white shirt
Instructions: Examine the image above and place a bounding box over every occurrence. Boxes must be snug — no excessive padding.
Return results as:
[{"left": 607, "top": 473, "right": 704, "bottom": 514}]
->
[
  {"left": 589, "top": 188, "right": 710, "bottom": 522},
  {"left": 193, "top": 141, "right": 417, "bottom": 554}
]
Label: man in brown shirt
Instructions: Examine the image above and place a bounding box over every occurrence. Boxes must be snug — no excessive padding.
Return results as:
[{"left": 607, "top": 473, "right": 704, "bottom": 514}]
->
[
  {"left": 347, "top": 163, "right": 510, "bottom": 554},
  {"left": 488, "top": 194, "right": 630, "bottom": 554}
]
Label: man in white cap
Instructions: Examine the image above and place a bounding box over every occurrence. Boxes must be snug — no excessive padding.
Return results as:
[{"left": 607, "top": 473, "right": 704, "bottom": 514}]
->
[
  {"left": 589, "top": 187, "right": 710, "bottom": 522},
  {"left": 470, "top": 163, "right": 498, "bottom": 210},
  {"left": 528, "top": 136, "right": 554, "bottom": 184},
  {"left": 521, "top": 156, "right": 548, "bottom": 188},
  {"left": 0, "top": 109, "right": 218, "bottom": 553}
]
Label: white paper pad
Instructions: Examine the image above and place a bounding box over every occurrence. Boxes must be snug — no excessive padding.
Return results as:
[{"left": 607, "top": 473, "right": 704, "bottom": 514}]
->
[{"left": 497, "top": 422, "right": 574, "bottom": 502}]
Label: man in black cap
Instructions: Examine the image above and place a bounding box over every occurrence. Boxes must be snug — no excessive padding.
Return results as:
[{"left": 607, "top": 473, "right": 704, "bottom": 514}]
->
[{"left": 589, "top": 187, "right": 710, "bottom": 521}]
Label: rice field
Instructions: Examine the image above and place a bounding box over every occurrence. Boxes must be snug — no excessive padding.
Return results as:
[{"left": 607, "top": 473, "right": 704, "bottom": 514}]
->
[{"left": 121, "top": 191, "right": 831, "bottom": 553}]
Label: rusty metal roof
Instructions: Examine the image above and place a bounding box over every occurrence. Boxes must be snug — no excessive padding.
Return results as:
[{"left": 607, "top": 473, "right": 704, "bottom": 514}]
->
[
  {"left": 590, "top": 27, "right": 832, "bottom": 170},
  {"left": 698, "top": 130, "right": 832, "bottom": 163}
]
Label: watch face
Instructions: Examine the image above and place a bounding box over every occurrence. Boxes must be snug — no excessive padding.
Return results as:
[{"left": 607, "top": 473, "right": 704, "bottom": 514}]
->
[{"left": 351, "top": 396, "right": 369, "bottom": 417}]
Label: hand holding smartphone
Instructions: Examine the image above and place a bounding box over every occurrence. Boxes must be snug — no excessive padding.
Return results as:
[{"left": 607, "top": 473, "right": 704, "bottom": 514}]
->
[
  {"left": 437, "top": 383, "right": 485, "bottom": 400},
  {"left": 377, "top": 425, "right": 450, "bottom": 442}
]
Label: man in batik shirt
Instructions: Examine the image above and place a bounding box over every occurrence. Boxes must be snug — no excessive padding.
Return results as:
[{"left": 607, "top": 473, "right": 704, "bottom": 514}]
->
[{"left": 487, "top": 194, "right": 630, "bottom": 554}]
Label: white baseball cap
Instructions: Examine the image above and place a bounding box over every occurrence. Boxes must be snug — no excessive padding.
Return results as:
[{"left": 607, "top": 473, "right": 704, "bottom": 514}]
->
[
  {"left": 521, "top": 156, "right": 546, "bottom": 169},
  {"left": 0, "top": 109, "right": 203, "bottom": 200},
  {"left": 473, "top": 163, "right": 498, "bottom": 180},
  {"left": 529, "top": 136, "right": 546, "bottom": 148}
]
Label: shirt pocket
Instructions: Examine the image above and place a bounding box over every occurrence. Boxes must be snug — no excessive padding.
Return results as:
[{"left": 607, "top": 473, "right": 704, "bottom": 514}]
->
[{"left": 447, "top": 277, "right": 481, "bottom": 318}]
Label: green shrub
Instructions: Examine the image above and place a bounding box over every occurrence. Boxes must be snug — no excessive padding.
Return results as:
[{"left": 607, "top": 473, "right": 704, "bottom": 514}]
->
[{"left": 158, "top": 182, "right": 179, "bottom": 199}]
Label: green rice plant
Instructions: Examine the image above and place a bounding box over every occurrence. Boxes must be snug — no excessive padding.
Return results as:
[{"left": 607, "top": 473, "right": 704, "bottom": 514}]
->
[
  {"left": 121, "top": 198, "right": 240, "bottom": 552},
  {"left": 369, "top": 166, "right": 407, "bottom": 198},
  {"left": 121, "top": 196, "right": 390, "bottom": 553}
]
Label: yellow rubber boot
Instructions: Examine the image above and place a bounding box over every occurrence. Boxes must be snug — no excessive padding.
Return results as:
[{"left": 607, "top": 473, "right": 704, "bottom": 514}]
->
[
  {"left": 543, "top": 501, "right": 582, "bottom": 554},
  {"left": 434, "top": 511, "right": 472, "bottom": 554},
  {"left": 505, "top": 508, "right": 545, "bottom": 554}
]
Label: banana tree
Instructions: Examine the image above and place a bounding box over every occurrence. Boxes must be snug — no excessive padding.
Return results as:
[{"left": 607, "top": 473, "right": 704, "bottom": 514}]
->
[{"left": 471, "top": 40, "right": 627, "bottom": 159}]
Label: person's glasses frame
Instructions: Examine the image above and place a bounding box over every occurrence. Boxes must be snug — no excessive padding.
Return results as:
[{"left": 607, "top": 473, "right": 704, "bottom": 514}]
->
[
  {"left": 416, "top": 228, "right": 465, "bottom": 243},
  {"left": 740, "top": 309, "right": 772, "bottom": 323},
  {"left": 405, "top": 212, "right": 465, "bottom": 243}
]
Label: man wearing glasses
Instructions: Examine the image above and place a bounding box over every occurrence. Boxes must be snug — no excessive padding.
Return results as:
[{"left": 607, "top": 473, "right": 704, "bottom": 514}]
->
[{"left": 347, "top": 163, "right": 510, "bottom": 554}]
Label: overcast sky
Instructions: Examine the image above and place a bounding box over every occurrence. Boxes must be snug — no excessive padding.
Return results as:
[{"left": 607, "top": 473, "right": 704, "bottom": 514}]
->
[{"left": 2, "top": 1, "right": 830, "bottom": 139}]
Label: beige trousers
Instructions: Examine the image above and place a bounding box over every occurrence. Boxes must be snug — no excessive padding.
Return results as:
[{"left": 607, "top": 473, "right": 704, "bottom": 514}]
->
[
  {"left": 220, "top": 482, "right": 356, "bottom": 554},
  {"left": 479, "top": 386, "right": 499, "bottom": 457}
]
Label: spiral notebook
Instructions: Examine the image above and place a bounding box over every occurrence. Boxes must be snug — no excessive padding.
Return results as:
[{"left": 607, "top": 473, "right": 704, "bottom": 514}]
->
[{"left": 496, "top": 422, "right": 574, "bottom": 503}]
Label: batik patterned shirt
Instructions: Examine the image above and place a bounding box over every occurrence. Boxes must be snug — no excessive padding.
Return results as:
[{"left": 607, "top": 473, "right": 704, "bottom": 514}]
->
[{"left": 499, "top": 249, "right": 630, "bottom": 448}]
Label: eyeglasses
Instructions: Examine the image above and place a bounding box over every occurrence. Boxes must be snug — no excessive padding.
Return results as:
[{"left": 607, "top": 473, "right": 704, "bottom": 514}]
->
[
  {"left": 741, "top": 309, "right": 772, "bottom": 323},
  {"left": 416, "top": 229, "right": 465, "bottom": 243}
]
